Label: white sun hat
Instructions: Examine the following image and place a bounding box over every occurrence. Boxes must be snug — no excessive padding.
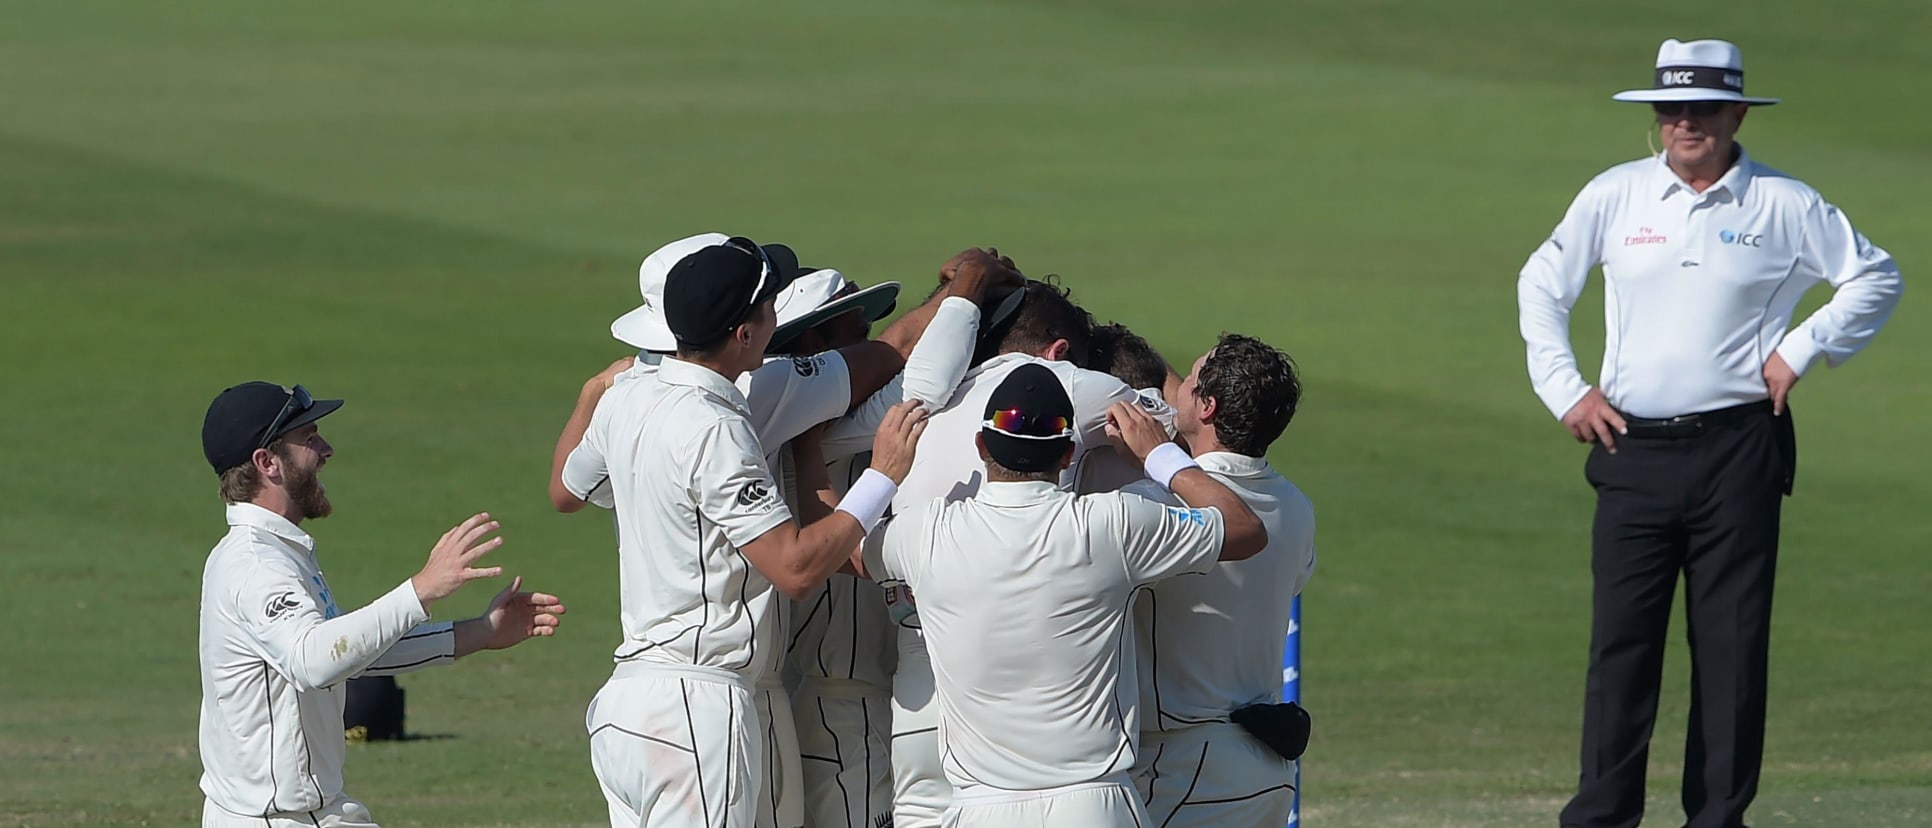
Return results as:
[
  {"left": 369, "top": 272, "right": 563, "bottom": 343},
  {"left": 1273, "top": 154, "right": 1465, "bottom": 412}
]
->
[
  {"left": 610, "top": 233, "right": 730, "bottom": 351},
  {"left": 1612, "top": 39, "right": 1780, "bottom": 106}
]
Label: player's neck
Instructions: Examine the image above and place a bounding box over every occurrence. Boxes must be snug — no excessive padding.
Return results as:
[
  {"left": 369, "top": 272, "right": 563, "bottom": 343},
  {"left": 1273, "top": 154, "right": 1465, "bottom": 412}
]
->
[
  {"left": 1183, "top": 426, "right": 1228, "bottom": 459},
  {"left": 678, "top": 351, "right": 753, "bottom": 382},
  {"left": 249, "top": 490, "right": 303, "bottom": 527}
]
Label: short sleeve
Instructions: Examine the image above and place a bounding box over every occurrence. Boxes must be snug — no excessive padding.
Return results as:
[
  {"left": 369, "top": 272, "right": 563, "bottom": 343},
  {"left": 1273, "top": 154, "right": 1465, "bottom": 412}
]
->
[
  {"left": 742, "top": 352, "right": 852, "bottom": 448},
  {"left": 561, "top": 440, "right": 613, "bottom": 509},
  {"left": 692, "top": 419, "right": 794, "bottom": 547},
  {"left": 861, "top": 500, "right": 933, "bottom": 589},
  {"left": 560, "top": 395, "right": 615, "bottom": 508},
  {"left": 1096, "top": 491, "right": 1224, "bottom": 586}
]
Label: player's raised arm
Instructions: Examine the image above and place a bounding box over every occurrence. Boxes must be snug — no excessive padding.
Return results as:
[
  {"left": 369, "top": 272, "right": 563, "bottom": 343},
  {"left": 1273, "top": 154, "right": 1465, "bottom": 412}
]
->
[{"left": 1106, "top": 400, "right": 1266, "bottom": 560}]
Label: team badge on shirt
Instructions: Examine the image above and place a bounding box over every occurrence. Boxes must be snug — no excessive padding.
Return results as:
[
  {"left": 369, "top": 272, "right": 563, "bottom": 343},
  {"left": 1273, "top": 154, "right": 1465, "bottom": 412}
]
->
[
  {"left": 793, "top": 356, "right": 822, "bottom": 377},
  {"left": 736, "top": 479, "right": 777, "bottom": 511},
  {"left": 263, "top": 591, "right": 301, "bottom": 621}
]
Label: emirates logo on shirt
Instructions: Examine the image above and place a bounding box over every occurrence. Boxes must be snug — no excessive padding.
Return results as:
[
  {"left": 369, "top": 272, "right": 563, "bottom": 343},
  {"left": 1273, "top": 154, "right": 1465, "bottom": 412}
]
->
[{"left": 1624, "top": 226, "right": 1668, "bottom": 246}]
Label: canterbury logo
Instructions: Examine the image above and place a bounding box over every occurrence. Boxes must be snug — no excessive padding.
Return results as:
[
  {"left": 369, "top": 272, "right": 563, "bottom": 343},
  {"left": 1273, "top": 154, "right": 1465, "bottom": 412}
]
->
[
  {"left": 263, "top": 591, "right": 301, "bottom": 621},
  {"left": 736, "top": 480, "right": 771, "bottom": 508},
  {"left": 872, "top": 815, "right": 893, "bottom": 828}
]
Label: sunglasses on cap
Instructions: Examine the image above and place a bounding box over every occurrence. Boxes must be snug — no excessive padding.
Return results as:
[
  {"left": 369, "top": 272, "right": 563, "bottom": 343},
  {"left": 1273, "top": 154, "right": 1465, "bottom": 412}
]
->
[
  {"left": 720, "top": 236, "right": 781, "bottom": 307},
  {"left": 260, "top": 384, "right": 314, "bottom": 448},
  {"left": 983, "top": 409, "right": 1074, "bottom": 440},
  {"left": 1652, "top": 101, "right": 1730, "bottom": 119}
]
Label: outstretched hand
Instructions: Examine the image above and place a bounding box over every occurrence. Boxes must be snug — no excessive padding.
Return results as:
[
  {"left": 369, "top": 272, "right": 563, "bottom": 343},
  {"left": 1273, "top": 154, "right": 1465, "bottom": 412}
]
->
[
  {"left": 411, "top": 513, "right": 505, "bottom": 607},
  {"left": 481, "top": 576, "right": 566, "bottom": 651}
]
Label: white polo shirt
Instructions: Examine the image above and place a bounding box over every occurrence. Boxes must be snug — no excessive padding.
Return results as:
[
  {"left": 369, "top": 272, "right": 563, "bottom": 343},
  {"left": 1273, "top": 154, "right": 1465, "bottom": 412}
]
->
[
  {"left": 563, "top": 358, "right": 795, "bottom": 679},
  {"left": 198, "top": 503, "right": 456, "bottom": 818},
  {"left": 863, "top": 481, "right": 1225, "bottom": 793},
  {"left": 1519, "top": 148, "right": 1903, "bottom": 419},
  {"left": 1124, "top": 453, "right": 1316, "bottom": 732}
]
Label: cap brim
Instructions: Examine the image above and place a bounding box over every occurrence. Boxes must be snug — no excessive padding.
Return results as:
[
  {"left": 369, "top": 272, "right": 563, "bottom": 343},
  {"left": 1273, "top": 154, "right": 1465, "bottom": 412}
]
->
[
  {"left": 612, "top": 303, "right": 678, "bottom": 352},
  {"left": 981, "top": 430, "right": 1071, "bottom": 473},
  {"left": 1613, "top": 88, "right": 1780, "bottom": 105},
  {"left": 269, "top": 398, "right": 343, "bottom": 442},
  {"left": 767, "top": 282, "right": 902, "bottom": 354}
]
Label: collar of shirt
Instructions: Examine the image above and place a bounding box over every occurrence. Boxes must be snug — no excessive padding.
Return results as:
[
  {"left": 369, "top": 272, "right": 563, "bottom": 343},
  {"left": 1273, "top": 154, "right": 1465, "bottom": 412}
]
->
[
  {"left": 658, "top": 357, "right": 752, "bottom": 415},
  {"left": 1655, "top": 144, "right": 1755, "bottom": 203},
  {"left": 974, "top": 478, "right": 1064, "bottom": 506},
  {"left": 965, "top": 351, "right": 1036, "bottom": 380},
  {"left": 225, "top": 501, "right": 314, "bottom": 553},
  {"left": 1194, "top": 451, "right": 1271, "bottom": 478}
]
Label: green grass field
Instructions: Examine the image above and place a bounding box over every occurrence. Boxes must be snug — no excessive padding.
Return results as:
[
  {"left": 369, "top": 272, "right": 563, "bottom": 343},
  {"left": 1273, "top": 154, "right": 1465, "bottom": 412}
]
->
[{"left": 3, "top": 1, "right": 1928, "bottom": 825}]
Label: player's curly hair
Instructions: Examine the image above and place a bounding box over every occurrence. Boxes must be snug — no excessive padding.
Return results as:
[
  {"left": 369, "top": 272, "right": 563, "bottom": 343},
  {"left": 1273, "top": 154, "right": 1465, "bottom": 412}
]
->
[{"left": 1192, "top": 333, "right": 1300, "bottom": 457}]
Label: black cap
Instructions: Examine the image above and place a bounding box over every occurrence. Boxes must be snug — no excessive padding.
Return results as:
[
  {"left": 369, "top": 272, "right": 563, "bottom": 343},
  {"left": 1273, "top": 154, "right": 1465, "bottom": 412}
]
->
[
  {"left": 664, "top": 237, "right": 796, "bottom": 348},
  {"left": 981, "top": 363, "right": 1075, "bottom": 473},
  {"left": 202, "top": 382, "right": 343, "bottom": 474}
]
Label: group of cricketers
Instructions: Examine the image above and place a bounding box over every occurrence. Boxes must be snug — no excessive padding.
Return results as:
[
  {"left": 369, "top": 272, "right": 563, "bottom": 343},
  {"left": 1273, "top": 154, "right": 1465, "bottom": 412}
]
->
[
  {"left": 193, "top": 233, "right": 1314, "bottom": 828},
  {"left": 550, "top": 237, "right": 1316, "bottom": 828}
]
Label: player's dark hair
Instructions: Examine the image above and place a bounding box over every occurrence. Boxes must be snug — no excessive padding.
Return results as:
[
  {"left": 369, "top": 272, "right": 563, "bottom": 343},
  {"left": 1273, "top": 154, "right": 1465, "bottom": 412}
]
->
[
  {"left": 1088, "top": 323, "right": 1170, "bottom": 391},
  {"left": 980, "top": 278, "right": 1094, "bottom": 368},
  {"left": 1193, "top": 333, "right": 1300, "bottom": 458}
]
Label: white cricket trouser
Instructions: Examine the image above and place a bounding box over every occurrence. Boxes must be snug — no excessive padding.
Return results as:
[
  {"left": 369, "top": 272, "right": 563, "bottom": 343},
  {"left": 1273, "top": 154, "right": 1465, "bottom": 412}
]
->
[
  {"left": 1133, "top": 723, "right": 1297, "bottom": 828},
  {"left": 202, "top": 797, "right": 379, "bottom": 828},
  {"left": 794, "top": 678, "right": 893, "bottom": 828},
  {"left": 755, "top": 682, "right": 806, "bottom": 828},
  {"left": 943, "top": 778, "right": 1147, "bottom": 828},
  {"left": 889, "top": 652, "right": 947, "bottom": 828},
  {"left": 588, "top": 662, "right": 761, "bottom": 828}
]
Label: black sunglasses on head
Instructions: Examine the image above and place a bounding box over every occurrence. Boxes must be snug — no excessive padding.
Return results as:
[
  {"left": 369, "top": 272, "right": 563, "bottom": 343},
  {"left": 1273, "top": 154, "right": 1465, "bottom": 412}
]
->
[
  {"left": 260, "top": 384, "right": 315, "bottom": 448},
  {"left": 1652, "top": 101, "right": 1729, "bottom": 119},
  {"left": 720, "top": 236, "right": 780, "bottom": 308}
]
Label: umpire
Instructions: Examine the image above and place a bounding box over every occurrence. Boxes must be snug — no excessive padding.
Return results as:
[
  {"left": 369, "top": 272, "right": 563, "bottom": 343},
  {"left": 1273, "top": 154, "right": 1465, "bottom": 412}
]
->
[{"left": 1516, "top": 38, "right": 1904, "bottom": 828}]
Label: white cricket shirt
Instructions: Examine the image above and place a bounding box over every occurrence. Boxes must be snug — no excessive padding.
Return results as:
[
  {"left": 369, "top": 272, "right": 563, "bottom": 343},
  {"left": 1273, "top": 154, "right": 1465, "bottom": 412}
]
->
[
  {"left": 563, "top": 358, "right": 795, "bottom": 679},
  {"left": 198, "top": 504, "right": 456, "bottom": 817},
  {"left": 1125, "top": 453, "right": 1316, "bottom": 732},
  {"left": 864, "top": 481, "right": 1226, "bottom": 793},
  {"left": 1519, "top": 148, "right": 1903, "bottom": 419}
]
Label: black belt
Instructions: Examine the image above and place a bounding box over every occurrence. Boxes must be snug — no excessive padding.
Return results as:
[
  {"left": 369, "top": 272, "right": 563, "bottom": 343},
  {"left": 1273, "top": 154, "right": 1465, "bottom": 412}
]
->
[{"left": 1619, "top": 400, "right": 1774, "bottom": 439}]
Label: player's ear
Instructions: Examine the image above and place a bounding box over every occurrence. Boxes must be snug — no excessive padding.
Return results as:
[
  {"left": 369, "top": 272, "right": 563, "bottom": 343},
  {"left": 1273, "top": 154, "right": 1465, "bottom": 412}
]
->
[
  {"left": 252, "top": 446, "right": 282, "bottom": 483},
  {"left": 1043, "top": 339, "right": 1070, "bottom": 362},
  {"left": 1057, "top": 443, "right": 1075, "bottom": 471},
  {"left": 975, "top": 433, "right": 991, "bottom": 464},
  {"left": 1198, "top": 394, "right": 1218, "bottom": 424}
]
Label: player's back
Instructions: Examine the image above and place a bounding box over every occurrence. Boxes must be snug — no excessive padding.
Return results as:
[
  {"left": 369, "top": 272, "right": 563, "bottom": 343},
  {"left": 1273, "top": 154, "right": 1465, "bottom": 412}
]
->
[
  {"left": 591, "top": 359, "right": 785, "bottom": 679},
  {"left": 896, "top": 483, "right": 1147, "bottom": 792}
]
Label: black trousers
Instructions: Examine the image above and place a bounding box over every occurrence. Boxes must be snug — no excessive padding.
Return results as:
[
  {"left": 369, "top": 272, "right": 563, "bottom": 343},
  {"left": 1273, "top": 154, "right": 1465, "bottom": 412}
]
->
[{"left": 1561, "top": 403, "right": 1793, "bottom": 828}]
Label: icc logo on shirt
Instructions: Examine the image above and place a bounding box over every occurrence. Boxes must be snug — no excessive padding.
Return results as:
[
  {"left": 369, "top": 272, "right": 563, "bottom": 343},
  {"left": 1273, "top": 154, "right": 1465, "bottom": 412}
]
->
[{"left": 1719, "top": 229, "right": 1764, "bottom": 248}]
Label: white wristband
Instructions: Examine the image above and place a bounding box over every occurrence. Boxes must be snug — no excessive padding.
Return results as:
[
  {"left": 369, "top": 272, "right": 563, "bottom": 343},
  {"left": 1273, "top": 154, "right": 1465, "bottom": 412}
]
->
[
  {"left": 835, "top": 468, "right": 899, "bottom": 533},
  {"left": 1142, "top": 442, "right": 1199, "bottom": 489}
]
